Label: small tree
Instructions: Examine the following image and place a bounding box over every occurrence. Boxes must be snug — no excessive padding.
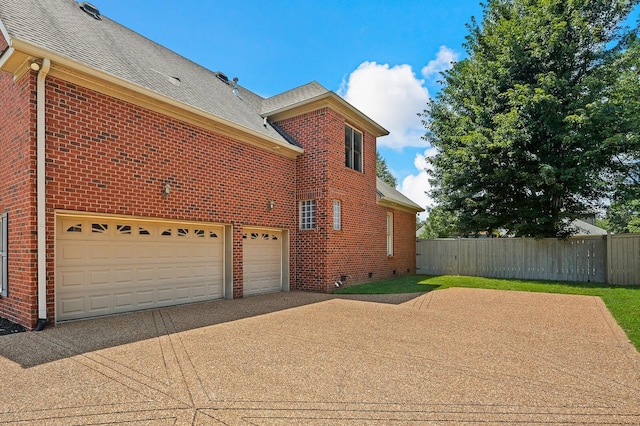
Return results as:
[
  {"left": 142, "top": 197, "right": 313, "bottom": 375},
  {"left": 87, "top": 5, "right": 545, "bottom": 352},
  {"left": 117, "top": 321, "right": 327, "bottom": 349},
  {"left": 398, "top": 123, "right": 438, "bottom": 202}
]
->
[
  {"left": 419, "top": 204, "right": 459, "bottom": 239},
  {"left": 376, "top": 151, "right": 397, "bottom": 187}
]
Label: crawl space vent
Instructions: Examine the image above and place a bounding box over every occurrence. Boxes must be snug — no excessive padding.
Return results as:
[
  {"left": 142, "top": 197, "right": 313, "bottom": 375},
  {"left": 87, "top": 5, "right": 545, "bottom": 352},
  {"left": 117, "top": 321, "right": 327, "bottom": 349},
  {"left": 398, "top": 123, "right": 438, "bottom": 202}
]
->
[{"left": 79, "top": 2, "right": 101, "bottom": 20}]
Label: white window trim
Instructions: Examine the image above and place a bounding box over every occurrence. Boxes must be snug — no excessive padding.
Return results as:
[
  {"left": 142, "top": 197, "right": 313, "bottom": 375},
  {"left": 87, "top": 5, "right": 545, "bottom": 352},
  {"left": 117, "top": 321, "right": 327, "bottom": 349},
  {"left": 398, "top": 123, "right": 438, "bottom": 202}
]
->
[
  {"left": 300, "top": 200, "right": 316, "bottom": 230},
  {"left": 333, "top": 200, "right": 341, "bottom": 231},
  {"left": 1, "top": 212, "right": 7, "bottom": 297},
  {"left": 386, "top": 212, "right": 393, "bottom": 257}
]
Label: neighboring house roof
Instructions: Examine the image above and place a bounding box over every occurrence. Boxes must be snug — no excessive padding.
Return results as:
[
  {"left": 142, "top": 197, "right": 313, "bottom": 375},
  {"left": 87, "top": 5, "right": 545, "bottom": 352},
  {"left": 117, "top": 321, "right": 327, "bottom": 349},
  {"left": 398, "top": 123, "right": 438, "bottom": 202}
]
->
[
  {"left": 376, "top": 178, "right": 424, "bottom": 213},
  {"left": 571, "top": 219, "right": 607, "bottom": 236}
]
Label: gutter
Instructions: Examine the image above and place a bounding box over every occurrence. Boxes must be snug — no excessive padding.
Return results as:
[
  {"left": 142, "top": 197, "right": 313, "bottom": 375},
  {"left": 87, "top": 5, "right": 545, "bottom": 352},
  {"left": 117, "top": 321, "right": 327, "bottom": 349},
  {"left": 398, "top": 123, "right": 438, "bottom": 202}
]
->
[{"left": 35, "top": 58, "right": 50, "bottom": 331}]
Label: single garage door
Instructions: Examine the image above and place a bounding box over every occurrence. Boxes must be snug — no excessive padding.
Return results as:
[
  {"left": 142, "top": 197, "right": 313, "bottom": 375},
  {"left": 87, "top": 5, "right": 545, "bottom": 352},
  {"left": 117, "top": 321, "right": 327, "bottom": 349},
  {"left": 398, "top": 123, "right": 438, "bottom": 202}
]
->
[
  {"left": 243, "top": 228, "right": 282, "bottom": 296},
  {"left": 56, "top": 214, "right": 224, "bottom": 321}
]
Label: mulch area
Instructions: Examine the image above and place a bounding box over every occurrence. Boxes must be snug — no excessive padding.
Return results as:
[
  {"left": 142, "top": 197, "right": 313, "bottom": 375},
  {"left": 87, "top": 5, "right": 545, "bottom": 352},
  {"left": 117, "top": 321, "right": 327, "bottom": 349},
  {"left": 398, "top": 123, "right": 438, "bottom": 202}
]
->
[{"left": 0, "top": 317, "right": 26, "bottom": 335}]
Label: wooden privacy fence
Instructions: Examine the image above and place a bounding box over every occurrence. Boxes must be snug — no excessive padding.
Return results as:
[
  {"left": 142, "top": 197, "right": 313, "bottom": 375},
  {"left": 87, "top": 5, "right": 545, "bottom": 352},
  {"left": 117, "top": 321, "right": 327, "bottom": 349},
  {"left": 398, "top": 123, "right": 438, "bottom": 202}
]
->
[{"left": 416, "top": 234, "right": 640, "bottom": 285}]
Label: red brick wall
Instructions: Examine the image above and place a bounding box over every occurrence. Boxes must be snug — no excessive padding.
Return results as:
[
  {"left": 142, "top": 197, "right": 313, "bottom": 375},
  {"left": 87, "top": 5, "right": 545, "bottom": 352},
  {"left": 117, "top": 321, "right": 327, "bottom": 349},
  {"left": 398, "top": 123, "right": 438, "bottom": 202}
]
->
[
  {"left": 276, "top": 109, "right": 329, "bottom": 291},
  {"left": 387, "top": 209, "right": 418, "bottom": 277},
  {"left": 277, "top": 108, "right": 417, "bottom": 292},
  {"left": 0, "top": 71, "right": 39, "bottom": 328},
  {"left": 41, "top": 77, "right": 297, "bottom": 319}
]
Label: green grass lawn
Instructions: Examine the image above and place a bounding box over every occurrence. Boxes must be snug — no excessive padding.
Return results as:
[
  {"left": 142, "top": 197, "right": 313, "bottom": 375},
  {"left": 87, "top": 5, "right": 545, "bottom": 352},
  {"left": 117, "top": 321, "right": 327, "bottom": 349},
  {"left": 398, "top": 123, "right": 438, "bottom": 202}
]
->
[{"left": 334, "top": 275, "right": 640, "bottom": 351}]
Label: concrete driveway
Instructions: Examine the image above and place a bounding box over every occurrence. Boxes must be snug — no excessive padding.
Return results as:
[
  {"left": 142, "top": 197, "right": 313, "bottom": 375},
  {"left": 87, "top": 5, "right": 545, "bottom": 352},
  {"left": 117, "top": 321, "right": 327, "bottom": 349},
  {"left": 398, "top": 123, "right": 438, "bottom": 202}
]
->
[{"left": 0, "top": 288, "right": 639, "bottom": 425}]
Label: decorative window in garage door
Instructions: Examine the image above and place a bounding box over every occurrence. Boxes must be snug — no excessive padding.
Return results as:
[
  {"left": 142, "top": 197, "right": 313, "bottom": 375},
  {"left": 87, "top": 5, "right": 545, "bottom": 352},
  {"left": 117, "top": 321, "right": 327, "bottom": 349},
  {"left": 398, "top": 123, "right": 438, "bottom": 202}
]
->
[{"left": 243, "top": 232, "right": 279, "bottom": 240}]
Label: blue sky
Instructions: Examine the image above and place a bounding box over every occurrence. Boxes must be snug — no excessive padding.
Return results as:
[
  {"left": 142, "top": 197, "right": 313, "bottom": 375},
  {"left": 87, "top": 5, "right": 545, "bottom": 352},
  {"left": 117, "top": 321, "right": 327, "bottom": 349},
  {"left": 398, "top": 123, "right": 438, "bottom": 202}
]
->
[{"left": 96, "top": 1, "right": 484, "bottom": 214}]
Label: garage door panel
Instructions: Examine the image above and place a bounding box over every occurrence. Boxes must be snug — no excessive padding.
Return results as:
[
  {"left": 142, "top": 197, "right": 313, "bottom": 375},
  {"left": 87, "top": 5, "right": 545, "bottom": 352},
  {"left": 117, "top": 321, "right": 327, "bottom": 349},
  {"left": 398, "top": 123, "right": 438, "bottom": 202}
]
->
[
  {"left": 176, "top": 286, "right": 191, "bottom": 301},
  {"left": 114, "top": 245, "right": 137, "bottom": 260},
  {"left": 59, "top": 245, "right": 87, "bottom": 262},
  {"left": 59, "top": 270, "right": 85, "bottom": 288},
  {"left": 157, "top": 288, "right": 174, "bottom": 303},
  {"left": 175, "top": 266, "right": 193, "bottom": 279},
  {"left": 89, "top": 270, "right": 110, "bottom": 286},
  {"left": 88, "top": 294, "right": 110, "bottom": 312},
  {"left": 61, "top": 298, "right": 84, "bottom": 316},
  {"left": 89, "top": 242, "right": 111, "bottom": 256},
  {"left": 137, "top": 290, "right": 154, "bottom": 306},
  {"left": 192, "top": 285, "right": 207, "bottom": 298},
  {"left": 137, "top": 268, "right": 155, "bottom": 282},
  {"left": 56, "top": 216, "right": 224, "bottom": 321},
  {"left": 138, "top": 246, "right": 155, "bottom": 259},
  {"left": 114, "top": 292, "right": 134, "bottom": 309}
]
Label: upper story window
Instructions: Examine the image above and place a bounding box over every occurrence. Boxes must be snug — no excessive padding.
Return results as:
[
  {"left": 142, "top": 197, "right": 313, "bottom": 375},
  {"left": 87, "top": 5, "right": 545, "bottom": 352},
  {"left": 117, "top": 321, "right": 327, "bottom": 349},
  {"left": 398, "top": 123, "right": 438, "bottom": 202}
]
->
[{"left": 345, "top": 124, "right": 363, "bottom": 172}]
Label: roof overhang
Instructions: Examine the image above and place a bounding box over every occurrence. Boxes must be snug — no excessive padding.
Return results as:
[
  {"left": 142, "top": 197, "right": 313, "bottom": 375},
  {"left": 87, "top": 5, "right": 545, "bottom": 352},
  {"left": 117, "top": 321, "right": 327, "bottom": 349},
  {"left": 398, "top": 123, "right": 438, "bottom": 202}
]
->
[
  {"left": 263, "top": 91, "right": 389, "bottom": 138},
  {"left": 376, "top": 195, "right": 425, "bottom": 214},
  {"left": 0, "top": 38, "right": 304, "bottom": 159}
]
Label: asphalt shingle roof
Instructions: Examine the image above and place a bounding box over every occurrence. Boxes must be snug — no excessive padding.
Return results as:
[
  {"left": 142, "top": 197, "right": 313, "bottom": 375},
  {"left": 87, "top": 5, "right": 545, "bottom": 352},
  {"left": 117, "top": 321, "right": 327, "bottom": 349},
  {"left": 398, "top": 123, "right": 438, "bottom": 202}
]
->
[
  {"left": 0, "top": 0, "right": 293, "bottom": 145},
  {"left": 261, "top": 82, "right": 330, "bottom": 116},
  {"left": 376, "top": 177, "right": 424, "bottom": 212}
]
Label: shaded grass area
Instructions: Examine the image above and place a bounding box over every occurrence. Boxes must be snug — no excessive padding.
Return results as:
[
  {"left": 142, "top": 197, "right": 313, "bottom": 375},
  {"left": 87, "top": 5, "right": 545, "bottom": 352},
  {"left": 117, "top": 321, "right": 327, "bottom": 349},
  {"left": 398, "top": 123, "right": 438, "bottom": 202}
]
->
[{"left": 334, "top": 275, "right": 640, "bottom": 352}]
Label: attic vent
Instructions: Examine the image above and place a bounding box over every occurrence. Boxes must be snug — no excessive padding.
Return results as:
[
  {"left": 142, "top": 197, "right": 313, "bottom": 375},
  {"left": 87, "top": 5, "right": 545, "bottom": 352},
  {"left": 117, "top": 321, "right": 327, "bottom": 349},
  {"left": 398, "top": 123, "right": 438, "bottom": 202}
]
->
[
  {"left": 215, "top": 72, "right": 230, "bottom": 85},
  {"left": 79, "top": 2, "right": 101, "bottom": 20}
]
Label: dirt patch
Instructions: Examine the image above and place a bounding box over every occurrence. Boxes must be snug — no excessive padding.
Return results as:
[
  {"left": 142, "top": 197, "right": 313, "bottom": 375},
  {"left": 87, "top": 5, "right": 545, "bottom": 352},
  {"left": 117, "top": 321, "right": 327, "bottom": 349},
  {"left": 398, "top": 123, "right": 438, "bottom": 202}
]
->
[{"left": 0, "top": 317, "right": 26, "bottom": 335}]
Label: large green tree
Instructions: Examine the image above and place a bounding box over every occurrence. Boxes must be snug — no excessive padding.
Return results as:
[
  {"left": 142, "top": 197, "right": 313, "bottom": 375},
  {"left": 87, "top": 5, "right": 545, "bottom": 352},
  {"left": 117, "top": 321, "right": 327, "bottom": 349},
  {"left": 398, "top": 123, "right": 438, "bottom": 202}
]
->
[
  {"left": 423, "top": 0, "right": 639, "bottom": 238},
  {"left": 602, "top": 33, "right": 640, "bottom": 200}
]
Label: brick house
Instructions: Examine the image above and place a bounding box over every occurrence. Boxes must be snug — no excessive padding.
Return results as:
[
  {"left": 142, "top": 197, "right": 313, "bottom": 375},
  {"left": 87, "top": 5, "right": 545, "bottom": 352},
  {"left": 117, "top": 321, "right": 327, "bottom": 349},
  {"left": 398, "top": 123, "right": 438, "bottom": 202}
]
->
[{"left": 0, "top": 0, "right": 423, "bottom": 329}]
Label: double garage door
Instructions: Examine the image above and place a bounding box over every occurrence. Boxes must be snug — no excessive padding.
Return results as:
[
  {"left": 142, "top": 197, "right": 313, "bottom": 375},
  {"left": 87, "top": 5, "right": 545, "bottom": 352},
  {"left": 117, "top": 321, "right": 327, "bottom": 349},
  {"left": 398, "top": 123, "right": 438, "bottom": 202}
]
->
[
  {"left": 56, "top": 214, "right": 284, "bottom": 321},
  {"left": 56, "top": 215, "right": 225, "bottom": 321}
]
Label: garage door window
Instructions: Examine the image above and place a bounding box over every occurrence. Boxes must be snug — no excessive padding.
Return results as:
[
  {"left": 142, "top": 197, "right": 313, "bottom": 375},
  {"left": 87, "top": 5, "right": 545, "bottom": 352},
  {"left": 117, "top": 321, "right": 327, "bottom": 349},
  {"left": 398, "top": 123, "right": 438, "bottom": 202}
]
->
[{"left": 1, "top": 213, "right": 7, "bottom": 297}]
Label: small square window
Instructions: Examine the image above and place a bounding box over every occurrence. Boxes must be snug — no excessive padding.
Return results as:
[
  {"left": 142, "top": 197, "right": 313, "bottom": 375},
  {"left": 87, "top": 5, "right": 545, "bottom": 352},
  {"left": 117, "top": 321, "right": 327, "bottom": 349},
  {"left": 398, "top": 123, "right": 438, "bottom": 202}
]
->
[
  {"left": 333, "top": 200, "right": 341, "bottom": 231},
  {"left": 300, "top": 200, "right": 316, "bottom": 230}
]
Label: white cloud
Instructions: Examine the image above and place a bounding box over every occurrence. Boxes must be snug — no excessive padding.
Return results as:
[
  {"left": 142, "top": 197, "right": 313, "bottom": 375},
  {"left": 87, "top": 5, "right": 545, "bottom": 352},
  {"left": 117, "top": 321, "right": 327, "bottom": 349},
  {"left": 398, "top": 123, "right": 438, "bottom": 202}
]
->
[
  {"left": 421, "top": 45, "right": 459, "bottom": 78},
  {"left": 339, "top": 61, "right": 429, "bottom": 149},
  {"left": 398, "top": 147, "right": 438, "bottom": 220}
]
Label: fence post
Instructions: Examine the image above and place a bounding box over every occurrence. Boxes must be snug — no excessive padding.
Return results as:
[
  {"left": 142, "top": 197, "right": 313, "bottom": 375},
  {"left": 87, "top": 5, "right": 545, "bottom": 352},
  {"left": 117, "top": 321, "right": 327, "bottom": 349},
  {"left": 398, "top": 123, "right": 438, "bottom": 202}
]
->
[
  {"left": 457, "top": 237, "right": 461, "bottom": 275},
  {"left": 606, "top": 231, "right": 611, "bottom": 285}
]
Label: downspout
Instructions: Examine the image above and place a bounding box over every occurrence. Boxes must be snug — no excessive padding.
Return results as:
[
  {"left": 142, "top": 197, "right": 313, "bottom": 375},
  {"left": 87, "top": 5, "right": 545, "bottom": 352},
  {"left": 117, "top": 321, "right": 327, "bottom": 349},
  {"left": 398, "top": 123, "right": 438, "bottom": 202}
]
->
[{"left": 34, "top": 58, "right": 50, "bottom": 331}]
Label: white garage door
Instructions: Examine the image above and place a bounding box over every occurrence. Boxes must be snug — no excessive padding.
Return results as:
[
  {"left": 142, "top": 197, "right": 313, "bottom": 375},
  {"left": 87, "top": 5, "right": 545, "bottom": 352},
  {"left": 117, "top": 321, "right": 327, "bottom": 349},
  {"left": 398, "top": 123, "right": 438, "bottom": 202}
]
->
[
  {"left": 56, "top": 215, "right": 224, "bottom": 321},
  {"left": 243, "top": 229, "right": 282, "bottom": 296}
]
